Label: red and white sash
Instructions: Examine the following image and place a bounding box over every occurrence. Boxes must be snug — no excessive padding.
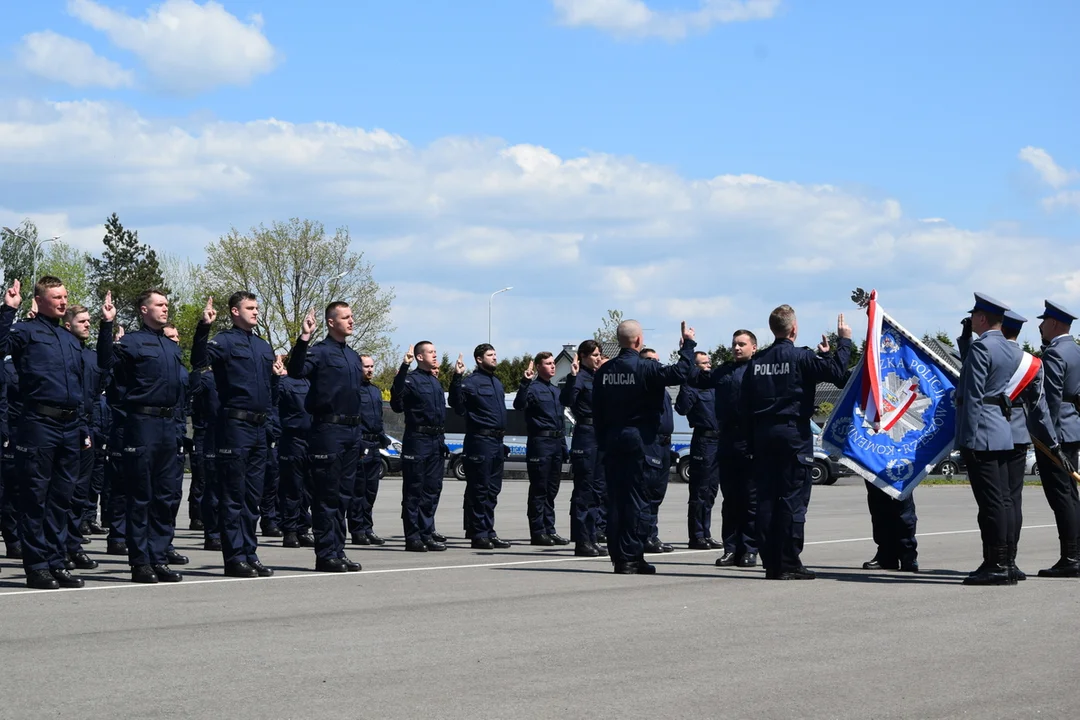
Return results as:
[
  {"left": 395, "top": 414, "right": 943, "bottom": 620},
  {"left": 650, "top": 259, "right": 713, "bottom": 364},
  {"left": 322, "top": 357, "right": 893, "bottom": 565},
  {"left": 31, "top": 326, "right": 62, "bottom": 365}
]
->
[{"left": 1006, "top": 352, "right": 1041, "bottom": 402}]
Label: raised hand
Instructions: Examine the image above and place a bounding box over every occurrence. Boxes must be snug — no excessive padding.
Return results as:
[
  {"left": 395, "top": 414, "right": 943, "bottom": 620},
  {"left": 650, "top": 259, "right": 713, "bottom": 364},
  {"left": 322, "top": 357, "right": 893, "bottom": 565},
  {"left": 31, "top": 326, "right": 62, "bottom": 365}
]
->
[
  {"left": 837, "top": 313, "right": 852, "bottom": 339},
  {"left": 301, "top": 307, "right": 316, "bottom": 339},
  {"left": 818, "top": 334, "right": 831, "bottom": 354},
  {"left": 4, "top": 279, "right": 21, "bottom": 310},
  {"left": 202, "top": 296, "right": 217, "bottom": 324},
  {"left": 681, "top": 320, "right": 695, "bottom": 343},
  {"left": 524, "top": 360, "right": 536, "bottom": 380},
  {"left": 115, "top": 324, "right": 125, "bottom": 340},
  {"left": 272, "top": 355, "right": 287, "bottom": 376},
  {"left": 102, "top": 290, "right": 116, "bottom": 322},
  {"left": 403, "top": 345, "right": 415, "bottom": 365},
  {"left": 454, "top": 353, "right": 466, "bottom": 375},
  {"left": 570, "top": 358, "right": 579, "bottom": 375}
]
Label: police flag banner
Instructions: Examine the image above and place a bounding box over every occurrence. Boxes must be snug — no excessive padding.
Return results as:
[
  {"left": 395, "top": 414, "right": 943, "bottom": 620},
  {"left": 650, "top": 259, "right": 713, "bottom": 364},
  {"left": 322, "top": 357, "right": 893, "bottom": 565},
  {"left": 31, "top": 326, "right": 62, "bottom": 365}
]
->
[{"left": 822, "top": 291, "right": 959, "bottom": 499}]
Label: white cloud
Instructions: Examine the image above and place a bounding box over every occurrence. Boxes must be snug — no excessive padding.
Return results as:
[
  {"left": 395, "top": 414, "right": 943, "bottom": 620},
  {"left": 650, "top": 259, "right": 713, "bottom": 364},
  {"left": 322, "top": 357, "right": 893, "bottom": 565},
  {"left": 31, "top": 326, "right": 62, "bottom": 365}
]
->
[
  {"left": 67, "top": 0, "right": 277, "bottom": 94},
  {"left": 15, "top": 30, "right": 134, "bottom": 89},
  {"left": 1042, "top": 190, "right": 1080, "bottom": 211},
  {"left": 552, "top": 0, "right": 780, "bottom": 40},
  {"left": 1018, "top": 146, "right": 1078, "bottom": 189},
  {"left": 0, "top": 98, "right": 1075, "bottom": 359}
]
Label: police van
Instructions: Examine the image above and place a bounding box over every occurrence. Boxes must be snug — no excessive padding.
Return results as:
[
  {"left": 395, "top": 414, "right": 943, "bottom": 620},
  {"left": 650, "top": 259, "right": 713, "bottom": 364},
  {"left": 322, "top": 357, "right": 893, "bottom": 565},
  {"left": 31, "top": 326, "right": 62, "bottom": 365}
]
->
[{"left": 444, "top": 397, "right": 574, "bottom": 481}]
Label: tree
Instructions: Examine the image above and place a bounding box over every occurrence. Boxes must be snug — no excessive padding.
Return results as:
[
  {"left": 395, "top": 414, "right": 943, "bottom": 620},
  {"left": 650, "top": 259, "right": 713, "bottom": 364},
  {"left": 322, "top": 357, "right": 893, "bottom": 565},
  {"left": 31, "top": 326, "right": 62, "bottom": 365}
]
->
[
  {"left": 197, "top": 219, "right": 395, "bottom": 364},
  {"left": 437, "top": 353, "right": 454, "bottom": 391},
  {"left": 1022, "top": 340, "right": 1042, "bottom": 358},
  {"left": 1, "top": 219, "right": 38, "bottom": 313},
  {"left": 594, "top": 309, "right": 624, "bottom": 344},
  {"left": 709, "top": 343, "right": 734, "bottom": 366},
  {"left": 87, "top": 213, "right": 168, "bottom": 328},
  {"left": 824, "top": 333, "right": 863, "bottom": 369},
  {"left": 37, "top": 242, "right": 91, "bottom": 309},
  {"left": 494, "top": 354, "right": 533, "bottom": 393}
]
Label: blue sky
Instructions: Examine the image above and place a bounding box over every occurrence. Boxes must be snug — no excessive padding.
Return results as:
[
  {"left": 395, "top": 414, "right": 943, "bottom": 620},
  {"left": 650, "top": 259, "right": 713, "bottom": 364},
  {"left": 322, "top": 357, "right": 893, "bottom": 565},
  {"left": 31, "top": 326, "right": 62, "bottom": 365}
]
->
[{"left": 1, "top": 0, "right": 1078, "bottom": 360}]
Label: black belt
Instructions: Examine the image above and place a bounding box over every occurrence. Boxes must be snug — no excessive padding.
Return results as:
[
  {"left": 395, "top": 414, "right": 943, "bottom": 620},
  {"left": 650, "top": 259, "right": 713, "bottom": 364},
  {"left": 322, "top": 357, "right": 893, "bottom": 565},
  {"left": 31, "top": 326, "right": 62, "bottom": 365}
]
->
[
  {"left": 695, "top": 429, "right": 720, "bottom": 439},
  {"left": 658, "top": 434, "right": 672, "bottom": 445},
  {"left": 472, "top": 428, "right": 505, "bottom": 439},
  {"left": 534, "top": 430, "right": 564, "bottom": 438},
  {"left": 361, "top": 433, "right": 383, "bottom": 442},
  {"left": 315, "top": 414, "right": 361, "bottom": 426},
  {"left": 983, "top": 394, "right": 1013, "bottom": 420},
  {"left": 129, "top": 405, "right": 175, "bottom": 418},
  {"left": 226, "top": 409, "right": 268, "bottom": 424},
  {"left": 412, "top": 425, "right": 443, "bottom": 436},
  {"left": 27, "top": 402, "right": 79, "bottom": 421},
  {"left": 576, "top": 417, "right": 593, "bottom": 426}
]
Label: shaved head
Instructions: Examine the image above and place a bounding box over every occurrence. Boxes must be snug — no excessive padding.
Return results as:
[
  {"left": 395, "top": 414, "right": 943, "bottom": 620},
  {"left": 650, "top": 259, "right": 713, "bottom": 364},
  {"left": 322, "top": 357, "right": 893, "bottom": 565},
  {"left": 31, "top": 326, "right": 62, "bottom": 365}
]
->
[{"left": 616, "top": 319, "right": 643, "bottom": 349}]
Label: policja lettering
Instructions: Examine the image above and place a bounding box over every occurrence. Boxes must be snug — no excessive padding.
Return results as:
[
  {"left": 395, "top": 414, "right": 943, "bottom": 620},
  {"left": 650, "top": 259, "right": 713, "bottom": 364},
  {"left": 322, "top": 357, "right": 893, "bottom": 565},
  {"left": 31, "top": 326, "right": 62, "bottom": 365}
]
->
[
  {"left": 602, "top": 373, "right": 636, "bottom": 385},
  {"left": 754, "top": 362, "right": 790, "bottom": 376}
]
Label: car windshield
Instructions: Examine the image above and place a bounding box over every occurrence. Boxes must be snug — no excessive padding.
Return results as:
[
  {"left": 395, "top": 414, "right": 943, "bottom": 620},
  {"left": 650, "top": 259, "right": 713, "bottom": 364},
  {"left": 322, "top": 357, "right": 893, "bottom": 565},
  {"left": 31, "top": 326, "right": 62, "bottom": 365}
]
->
[{"left": 811, "top": 421, "right": 822, "bottom": 435}]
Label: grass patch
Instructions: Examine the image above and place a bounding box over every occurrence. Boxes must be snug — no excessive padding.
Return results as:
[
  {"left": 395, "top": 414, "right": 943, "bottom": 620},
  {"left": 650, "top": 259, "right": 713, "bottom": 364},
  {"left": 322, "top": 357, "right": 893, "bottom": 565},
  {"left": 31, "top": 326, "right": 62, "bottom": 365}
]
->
[{"left": 920, "top": 476, "right": 1042, "bottom": 486}]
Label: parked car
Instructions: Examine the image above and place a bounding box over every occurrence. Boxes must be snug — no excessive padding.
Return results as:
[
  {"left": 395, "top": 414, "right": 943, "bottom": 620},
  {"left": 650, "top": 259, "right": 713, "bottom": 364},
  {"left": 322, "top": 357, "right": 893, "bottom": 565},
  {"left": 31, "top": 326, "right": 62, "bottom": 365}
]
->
[
  {"left": 379, "top": 434, "right": 402, "bottom": 477},
  {"left": 1025, "top": 447, "right": 1039, "bottom": 476},
  {"left": 932, "top": 450, "right": 966, "bottom": 477},
  {"left": 811, "top": 420, "right": 852, "bottom": 485}
]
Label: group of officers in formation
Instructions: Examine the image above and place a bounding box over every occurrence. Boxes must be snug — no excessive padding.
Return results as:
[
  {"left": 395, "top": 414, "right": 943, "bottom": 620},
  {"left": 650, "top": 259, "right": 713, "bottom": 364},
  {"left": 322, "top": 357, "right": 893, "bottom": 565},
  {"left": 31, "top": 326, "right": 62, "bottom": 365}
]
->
[{"left": 1, "top": 271, "right": 1078, "bottom": 589}]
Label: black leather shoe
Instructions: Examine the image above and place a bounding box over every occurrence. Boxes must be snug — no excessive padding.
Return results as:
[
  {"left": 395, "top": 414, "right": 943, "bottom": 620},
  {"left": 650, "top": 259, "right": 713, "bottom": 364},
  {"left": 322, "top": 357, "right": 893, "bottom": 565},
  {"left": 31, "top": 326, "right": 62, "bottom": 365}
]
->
[
  {"left": 282, "top": 532, "right": 300, "bottom": 548},
  {"left": 249, "top": 560, "right": 274, "bottom": 577},
  {"left": 204, "top": 537, "right": 222, "bottom": 552},
  {"left": 737, "top": 553, "right": 758, "bottom": 568},
  {"left": 660, "top": 542, "right": 674, "bottom": 553},
  {"left": 189, "top": 519, "right": 205, "bottom": 531},
  {"left": 297, "top": 532, "right": 316, "bottom": 547},
  {"left": 88, "top": 520, "right": 106, "bottom": 535},
  {"left": 166, "top": 550, "right": 189, "bottom": 566},
  {"left": 636, "top": 559, "right": 657, "bottom": 575},
  {"left": 575, "top": 542, "right": 600, "bottom": 557},
  {"left": 596, "top": 533, "right": 608, "bottom": 544},
  {"left": 1008, "top": 563, "right": 1025, "bottom": 581},
  {"left": 224, "top": 561, "right": 258, "bottom": 578},
  {"left": 900, "top": 560, "right": 920, "bottom": 573},
  {"left": 614, "top": 561, "right": 638, "bottom": 574},
  {"left": 644, "top": 538, "right": 665, "bottom": 554},
  {"left": 531, "top": 534, "right": 556, "bottom": 546},
  {"left": 131, "top": 564, "right": 159, "bottom": 583},
  {"left": 1037, "top": 558, "right": 1080, "bottom": 578},
  {"left": 27, "top": 569, "right": 59, "bottom": 589},
  {"left": 595, "top": 544, "right": 609, "bottom": 557},
  {"left": 106, "top": 539, "right": 128, "bottom": 555},
  {"left": 341, "top": 556, "right": 361, "bottom": 572},
  {"left": 50, "top": 568, "right": 84, "bottom": 588},
  {"left": 705, "top": 537, "right": 724, "bottom": 549},
  {"left": 405, "top": 540, "right": 428, "bottom": 552},
  {"left": 61, "top": 556, "right": 76, "bottom": 571},
  {"left": 964, "top": 565, "right": 1012, "bottom": 585},
  {"left": 549, "top": 533, "right": 570, "bottom": 546},
  {"left": 5, "top": 542, "right": 23, "bottom": 559},
  {"left": 78, "top": 521, "right": 91, "bottom": 537},
  {"left": 862, "top": 557, "right": 899, "bottom": 570},
  {"left": 471, "top": 538, "right": 495, "bottom": 550},
  {"left": 688, "top": 538, "right": 712, "bottom": 550},
  {"left": 351, "top": 533, "right": 371, "bottom": 546},
  {"left": 152, "top": 564, "right": 183, "bottom": 582},
  {"left": 365, "top": 532, "right": 386, "bottom": 546},
  {"left": 431, "top": 531, "right": 447, "bottom": 543},
  {"left": 315, "top": 557, "right": 347, "bottom": 573},
  {"left": 773, "top": 566, "right": 816, "bottom": 580},
  {"left": 261, "top": 525, "right": 283, "bottom": 538},
  {"left": 70, "top": 552, "right": 98, "bottom": 570},
  {"left": 491, "top": 537, "right": 511, "bottom": 549},
  {"left": 424, "top": 540, "right": 447, "bottom": 552},
  {"left": 715, "top": 552, "right": 737, "bottom": 567}
]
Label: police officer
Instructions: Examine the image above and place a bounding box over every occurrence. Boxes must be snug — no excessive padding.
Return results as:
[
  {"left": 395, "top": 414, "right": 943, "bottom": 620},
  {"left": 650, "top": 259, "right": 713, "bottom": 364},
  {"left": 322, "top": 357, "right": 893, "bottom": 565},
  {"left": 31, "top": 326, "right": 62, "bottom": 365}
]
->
[
  {"left": 191, "top": 364, "right": 223, "bottom": 552},
  {"left": 0, "top": 278, "right": 114, "bottom": 589},
  {"left": 594, "top": 319, "right": 696, "bottom": 574},
  {"left": 1, "top": 339, "right": 22, "bottom": 559},
  {"left": 286, "top": 304, "right": 364, "bottom": 572},
  {"left": 743, "top": 306, "right": 851, "bottom": 580},
  {"left": 191, "top": 293, "right": 278, "bottom": 579},
  {"left": 955, "top": 293, "right": 1028, "bottom": 586},
  {"left": 391, "top": 341, "right": 447, "bottom": 552},
  {"left": 277, "top": 355, "right": 313, "bottom": 549},
  {"left": 515, "top": 351, "right": 570, "bottom": 546},
  {"left": 1034, "top": 300, "right": 1080, "bottom": 578},
  {"left": 260, "top": 361, "right": 284, "bottom": 539},
  {"left": 102, "top": 324, "right": 128, "bottom": 557},
  {"left": 714, "top": 330, "right": 759, "bottom": 568},
  {"left": 61, "top": 305, "right": 103, "bottom": 572},
  {"left": 677, "top": 351, "right": 722, "bottom": 550},
  {"left": 641, "top": 348, "right": 676, "bottom": 554},
  {"left": 162, "top": 322, "right": 191, "bottom": 568},
  {"left": 561, "top": 340, "right": 607, "bottom": 557},
  {"left": 110, "top": 290, "right": 187, "bottom": 584},
  {"left": 349, "top": 354, "right": 391, "bottom": 547},
  {"left": 449, "top": 344, "right": 512, "bottom": 550}
]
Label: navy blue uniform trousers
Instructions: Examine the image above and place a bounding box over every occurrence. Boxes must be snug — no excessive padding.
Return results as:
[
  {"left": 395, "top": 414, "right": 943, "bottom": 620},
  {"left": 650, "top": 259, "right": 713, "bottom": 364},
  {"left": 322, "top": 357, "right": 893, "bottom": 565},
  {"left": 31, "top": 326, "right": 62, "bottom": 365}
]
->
[
  {"left": 15, "top": 413, "right": 82, "bottom": 572},
  {"left": 308, "top": 422, "right": 359, "bottom": 561},
  {"left": 605, "top": 429, "right": 666, "bottom": 564},
  {"left": 527, "top": 436, "right": 563, "bottom": 536},
  {"left": 0, "top": 437, "right": 19, "bottom": 548},
  {"left": 123, "top": 415, "right": 182, "bottom": 566},
  {"left": 462, "top": 434, "right": 504, "bottom": 540},
  {"left": 687, "top": 434, "right": 719, "bottom": 541},
  {"left": 569, "top": 426, "right": 602, "bottom": 544},
  {"left": 199, "top": 432, "right": 221, "bottom": 542},
  {"left": 718, "top": 449, "right": 757, "bottom": 557},
  {"left": 348, "top": 440, "right": 382, "bottom": 537},
  {"left": 864, "top": 480, "right": 918, "bottom": 563},
  {"left": 216, "top": 419, "right": 268, "bottom": 565},
  {"left": 647, "top": 443, "right": 672, "bottom": 541},
  {"left": 278, "top": 433, "right": 311, "bottom": 534},
  {"left": 752, "top": 422, "right": 814, "bottom": 574},
  {"left": 401, "top": 433, "right": 443, "bottom": 543}
]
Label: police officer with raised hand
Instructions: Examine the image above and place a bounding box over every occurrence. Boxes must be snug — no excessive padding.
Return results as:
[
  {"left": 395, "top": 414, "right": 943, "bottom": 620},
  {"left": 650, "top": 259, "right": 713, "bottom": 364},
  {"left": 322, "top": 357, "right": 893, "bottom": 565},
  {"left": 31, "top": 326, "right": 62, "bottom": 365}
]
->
[
  {"left": 561, "top": 340, "right": 607, "bottom": 557},
  {"left": 109, "top": 290, "right": 188, "bottom": 584},
  {"left": 954, "top": 294, "right": 1024, "bottom": 586},
  {"left": 102, "top": 323, "right": 129, "bottom": 557},
  {"left": 1034, "top": 300, "right": 1080, "bottom": 578},
  {"left": 277, "top": 354, "right": 314, "bottom": 550},
  {"left": 349, "top": 354, "right": 391, "bottom": 547},
  {"left": 594, "top": 319, "right": 696, "bottom": 575},
  {"left": 391, "top": 341, "right": 448, "bottom": 552},
  {"left": 450, "top": 344, "right": 512, "bottom": 550},
  {"left": 0, "top": 278, "right": 115, "bottom": 589},
  {"left": 285, "top": 304, "right": 363, "bottom": 572},
  {"left": 742, "top": 306, "right": 851, "bottom": 580},
  {"left": 192, "top": 362, "right": 223, "bottom": 552},
  {"left": 192, "top": 293, "right": 278, "bottom": 579},
  {"left": 641, "top": 347, "right": 676, "bottom": 554},
  {"left": 515, "top": 352, "right": 570, "bottom": 546},
  {"left": 677, "top": 351, "right": 722, "bottom": 551}
]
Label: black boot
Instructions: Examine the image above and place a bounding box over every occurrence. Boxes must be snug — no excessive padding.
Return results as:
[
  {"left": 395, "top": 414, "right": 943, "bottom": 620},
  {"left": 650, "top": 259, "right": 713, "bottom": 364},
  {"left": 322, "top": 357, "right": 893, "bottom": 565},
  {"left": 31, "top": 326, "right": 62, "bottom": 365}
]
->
[
  {"left": 1007, "top": 543, "right": 1025, "bottom": 582},
  {"left": 282, "top": 532, "right": 300, "bottom": 548},
  {"left": 1037, "top": 540, "right": 1080, "bottom": 578},
  {"left": 963, "top": 544, "right": 1013, "bottom": 586}
]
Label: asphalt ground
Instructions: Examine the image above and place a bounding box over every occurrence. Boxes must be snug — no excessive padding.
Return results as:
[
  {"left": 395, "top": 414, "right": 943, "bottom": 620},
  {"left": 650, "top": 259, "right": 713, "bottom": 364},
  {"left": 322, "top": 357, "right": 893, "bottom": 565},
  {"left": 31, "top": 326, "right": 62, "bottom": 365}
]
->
[{"left": 1, "top": 474, "right": 1079, "bottom": 720}]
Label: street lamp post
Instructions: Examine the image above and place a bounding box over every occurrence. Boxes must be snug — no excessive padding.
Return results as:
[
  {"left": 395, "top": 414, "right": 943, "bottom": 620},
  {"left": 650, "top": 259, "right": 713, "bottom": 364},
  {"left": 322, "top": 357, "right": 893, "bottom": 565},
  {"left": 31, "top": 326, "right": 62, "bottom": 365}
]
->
[
  {"left": 2, "top": 227, "right": 61, "bottom": 288},
  {"left": 488, "top": 286, "right": 512, "bottom": 344}
]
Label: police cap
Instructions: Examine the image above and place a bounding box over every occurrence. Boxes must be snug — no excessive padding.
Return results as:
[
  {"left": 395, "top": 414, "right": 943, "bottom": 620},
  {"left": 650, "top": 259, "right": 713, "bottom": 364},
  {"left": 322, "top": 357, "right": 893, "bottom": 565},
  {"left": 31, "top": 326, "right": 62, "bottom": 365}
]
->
[
  {"left": 968, "top": 292, "right": 1010, "bottom": 316},
  {"left": 1036, "top": 300, "right": 1077, "bottom": 324},
  {"left": 1002, "top": 310, "right": 1026, "bottom": 332}
]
